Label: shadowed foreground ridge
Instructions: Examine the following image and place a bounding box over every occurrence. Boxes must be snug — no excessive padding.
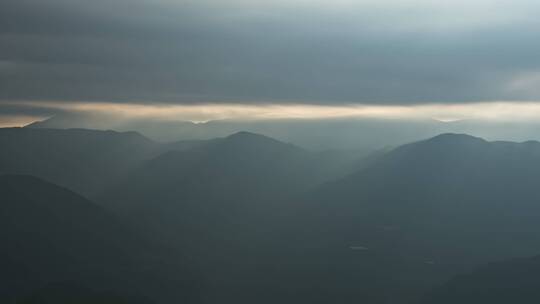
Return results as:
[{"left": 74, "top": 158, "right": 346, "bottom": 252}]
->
[{"left": 0, "top": 174, "right": 200, "bottom": 304}]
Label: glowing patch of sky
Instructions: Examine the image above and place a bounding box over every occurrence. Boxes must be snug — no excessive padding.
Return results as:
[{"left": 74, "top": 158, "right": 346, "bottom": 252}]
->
[{"left": 5, "top": 101, "right": 540, "bottom": 126}]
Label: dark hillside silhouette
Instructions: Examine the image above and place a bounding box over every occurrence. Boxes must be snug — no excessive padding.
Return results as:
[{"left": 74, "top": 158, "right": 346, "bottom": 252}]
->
[{"left": 0, "top": 174, "right": 200, "bottom": 303}]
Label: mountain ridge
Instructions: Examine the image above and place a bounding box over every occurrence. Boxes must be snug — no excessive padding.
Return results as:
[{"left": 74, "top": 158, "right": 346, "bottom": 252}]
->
[{"left": 0, "top": 174, "right": 200, "bottom": 303}]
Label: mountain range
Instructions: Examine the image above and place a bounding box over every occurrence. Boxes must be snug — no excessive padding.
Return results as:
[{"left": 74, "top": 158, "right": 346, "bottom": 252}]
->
[{"left": 3, "top": 127, "right": 540, "bottom": 303}]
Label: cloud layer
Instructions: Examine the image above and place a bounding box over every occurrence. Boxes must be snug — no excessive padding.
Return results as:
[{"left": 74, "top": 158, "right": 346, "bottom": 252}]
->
[
  {"left": 10, "top": 101, "right": 540, "bottom": 126},
  {"left": 2, "top": 0, "right": 540, "bottom": 107}
]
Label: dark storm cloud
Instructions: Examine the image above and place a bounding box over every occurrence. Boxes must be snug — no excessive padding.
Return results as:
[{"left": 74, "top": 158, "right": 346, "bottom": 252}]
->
[{"left": 2, "top": 0, "right": 540, "bottom": 106}]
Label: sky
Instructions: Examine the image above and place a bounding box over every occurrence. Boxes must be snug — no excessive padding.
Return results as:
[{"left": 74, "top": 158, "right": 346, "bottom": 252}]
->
[{"left": 2, "top": 0, "right": 540, "bottom": 125}]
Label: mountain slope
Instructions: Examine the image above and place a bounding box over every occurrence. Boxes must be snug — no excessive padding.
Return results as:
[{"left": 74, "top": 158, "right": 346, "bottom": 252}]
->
[
  {"left": 310, "top": 133, "right": 540, "bottom": 262},
  {"left": 290, "top": 133, "right": 540, "bottom": 302},
  {"left": 420, "top": 255, "right": 540, "bottom": 304},
  {"left": 100, "top": 132, "right": 345, "bottom": 303},
  {"left": 26, "top": 112, "right": 206, "bottom": 143},
  {"left": 0, "top": 127, "right": 209, "bottom": 196},
  {"left": 103, "top": 132, "right": 324, "bottom": 246},
  {"left": 0, "top": 174, "right": 200, "bottom": 303},
  {"left": 0, "top": 128, "right": 161, "bottom": 195}
]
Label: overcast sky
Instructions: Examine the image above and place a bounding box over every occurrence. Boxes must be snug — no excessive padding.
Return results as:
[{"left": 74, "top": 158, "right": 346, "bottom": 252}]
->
[{"left": 2, "top": 0, "right": 540, "bottom": 124}]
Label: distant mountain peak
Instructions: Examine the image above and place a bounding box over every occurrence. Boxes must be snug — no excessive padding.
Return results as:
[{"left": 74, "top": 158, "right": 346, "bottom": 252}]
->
[
  {"left": 383, "top": 133, "right": 489, "bottom": 162},
  {"left": 223, "top": 131, "right": 297, "bottom": 149},
  {"left": 425, "top": 133, "right": 486, "bottom": 144},
  {"left": 226, "top": 131, "right": 276, "bottom": 141}
]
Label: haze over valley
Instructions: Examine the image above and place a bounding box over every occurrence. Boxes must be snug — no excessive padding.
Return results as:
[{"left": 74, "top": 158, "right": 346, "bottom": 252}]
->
[
  {"left": 2, "top": 127, "right": 540, "bottom": 303},
  {"left": 3, "top": 0, "right": 540, "bottom": 303}
]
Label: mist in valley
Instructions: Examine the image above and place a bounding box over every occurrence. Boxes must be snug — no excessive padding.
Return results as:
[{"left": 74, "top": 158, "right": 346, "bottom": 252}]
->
[{"left": 3, "top": 0, "right": 540, "bottom": 303}]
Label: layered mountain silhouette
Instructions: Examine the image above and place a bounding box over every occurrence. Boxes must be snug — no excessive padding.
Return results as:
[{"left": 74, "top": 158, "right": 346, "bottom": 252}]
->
[
  {"left": 0, "top": 174, "right": 200, "bottom": 303},
  {"left": 29, "top": 111, "right": 538, "bottom": 151},
  {"left": 5, "top": 128, "right": 540, "bottom": 303},
  {"left": 291, "top": 133, "right": 540, "bottom": 302},
  {"left": 0, "top": 128, "right": 207, "bottom": 195},
  {"left": 26, "top": 112, "right": 208, "bottom": 142},
  {"left": 101, "top": 132, "right": 327, "bottom": 256},
  {"left": 100, "top": 131, "right": 360, "bottom": 303},
  {"left": 309, "top": 133, "right": 540, "bottom": 261}
]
